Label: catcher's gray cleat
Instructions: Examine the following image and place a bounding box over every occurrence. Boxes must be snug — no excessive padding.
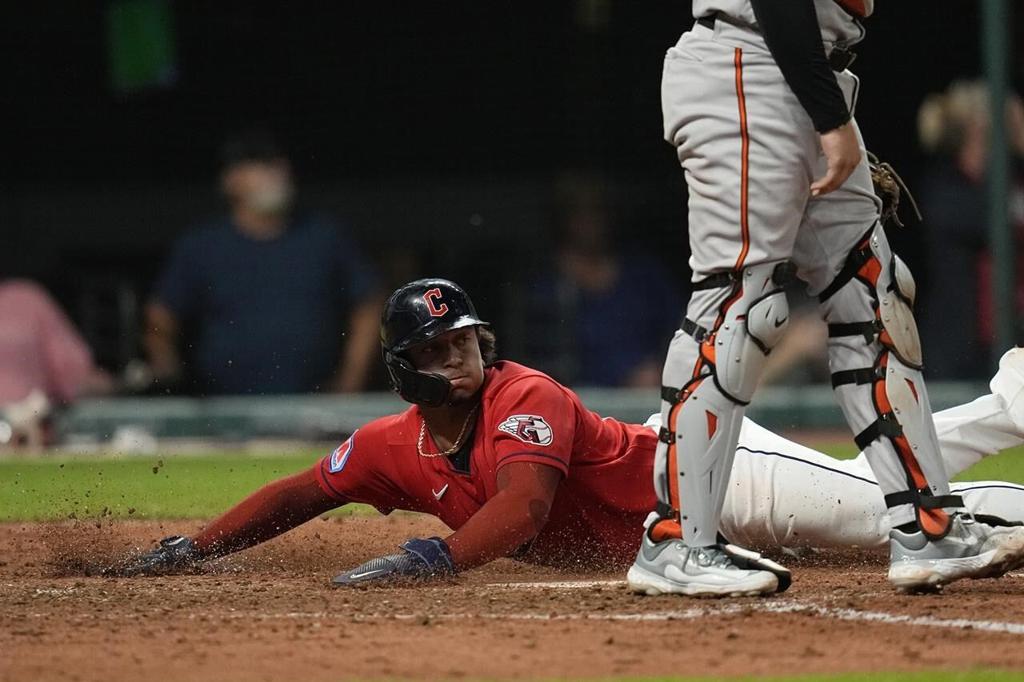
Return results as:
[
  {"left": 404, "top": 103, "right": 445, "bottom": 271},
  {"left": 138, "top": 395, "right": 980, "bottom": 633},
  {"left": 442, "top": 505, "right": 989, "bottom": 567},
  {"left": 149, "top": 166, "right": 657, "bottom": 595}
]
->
[
  {"left": 888, "top": 513, "right": 1024, "bottom": 592},
  {"left": 627, "top": 531, "right": 779, "bottom": 598}
]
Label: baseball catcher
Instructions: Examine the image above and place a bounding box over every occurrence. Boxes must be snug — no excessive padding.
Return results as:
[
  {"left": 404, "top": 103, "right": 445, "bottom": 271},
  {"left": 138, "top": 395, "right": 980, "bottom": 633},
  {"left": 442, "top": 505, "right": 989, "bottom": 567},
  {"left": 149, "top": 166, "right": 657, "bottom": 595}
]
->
[
  {"left": 120, "top": 279, "right": 1024, "bottom": 591},
  {"left": 636, "top": 0, "right": 1019, "bottom": 597}
]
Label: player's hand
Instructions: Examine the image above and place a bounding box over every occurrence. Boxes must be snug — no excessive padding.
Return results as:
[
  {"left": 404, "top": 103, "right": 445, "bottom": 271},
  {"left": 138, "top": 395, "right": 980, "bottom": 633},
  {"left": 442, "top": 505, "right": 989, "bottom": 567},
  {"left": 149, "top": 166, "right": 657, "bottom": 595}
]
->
[
  {"left": 332, "top": 537, "right": 455, "bottom": 586},
  {"left": 117, "top": 535, "right": 199, "bottom": 576},
  {"left": 811, "top": 122, "right": 861, "bottom": 197}
]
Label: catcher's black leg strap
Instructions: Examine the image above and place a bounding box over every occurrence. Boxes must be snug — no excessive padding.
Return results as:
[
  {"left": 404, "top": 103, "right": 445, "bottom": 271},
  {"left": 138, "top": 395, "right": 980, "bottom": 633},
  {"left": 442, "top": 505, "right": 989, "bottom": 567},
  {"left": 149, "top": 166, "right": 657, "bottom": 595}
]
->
[
  {"left": 658, "top": 375, "right": 705, "bottom": 446},
  {"left": 818, "top": 224, "right": 877, "bottom": 303},
  {"left": 830, "top": 366, "right": 881, "bottom": 389},
  {"left": 884, "top": 489, "right": 964, "bottom": 540},
  {"left": 828, "top": 320, "right": 884, "bottom": 345}
]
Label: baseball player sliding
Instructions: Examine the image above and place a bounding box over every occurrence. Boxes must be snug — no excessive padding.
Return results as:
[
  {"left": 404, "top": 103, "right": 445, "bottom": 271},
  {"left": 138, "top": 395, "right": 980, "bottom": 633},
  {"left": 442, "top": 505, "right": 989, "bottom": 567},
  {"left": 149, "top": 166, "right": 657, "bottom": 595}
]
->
[
  {"left": 634, "top": 0, "right": 1022, "bottom": 596},
  {"left": 123, "top": 280, "right": 1024, "bottom": 588}
]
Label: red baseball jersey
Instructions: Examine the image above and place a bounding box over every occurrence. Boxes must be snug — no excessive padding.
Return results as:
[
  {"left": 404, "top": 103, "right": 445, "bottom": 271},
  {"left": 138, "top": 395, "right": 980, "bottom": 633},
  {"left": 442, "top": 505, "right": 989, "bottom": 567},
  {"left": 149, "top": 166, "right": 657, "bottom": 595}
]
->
[{"left": 315, "top": 361, "right": 658, "bottom": 566}]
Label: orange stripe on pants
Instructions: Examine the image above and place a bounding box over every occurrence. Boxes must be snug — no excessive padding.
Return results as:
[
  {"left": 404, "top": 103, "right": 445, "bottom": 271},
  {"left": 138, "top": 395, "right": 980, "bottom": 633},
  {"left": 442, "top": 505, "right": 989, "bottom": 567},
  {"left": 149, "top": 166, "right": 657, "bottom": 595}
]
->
[{"left": 733, "top": 48, "right": 750, "bottom": 271}]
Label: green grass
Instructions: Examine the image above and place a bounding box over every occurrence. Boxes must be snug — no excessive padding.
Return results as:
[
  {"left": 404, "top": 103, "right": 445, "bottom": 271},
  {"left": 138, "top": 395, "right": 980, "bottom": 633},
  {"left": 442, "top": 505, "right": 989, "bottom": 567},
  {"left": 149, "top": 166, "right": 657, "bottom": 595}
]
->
[
  {"left": 1, "top": 443, "right": 1023, "bottom": 523},
  {"left": 820, "top": 439, "right": 1024, "bottom": 476},
  {"left": 611, "top": 672, "right": 1024, "bottom": 682},
  {"left": 949, "top": 445, "right": 1024, "bottom": 484},
  {"left": 0, "top": 450, "right": 378, "bottom": 521}
]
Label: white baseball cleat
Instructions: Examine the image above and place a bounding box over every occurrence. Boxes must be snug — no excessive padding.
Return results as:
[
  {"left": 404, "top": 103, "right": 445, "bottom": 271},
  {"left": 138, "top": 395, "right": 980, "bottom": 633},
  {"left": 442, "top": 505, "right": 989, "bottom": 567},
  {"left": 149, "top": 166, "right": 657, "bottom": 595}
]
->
[
  {"left": 627, "top": 532, "right": 779, "bottom": 598},
  {"left": 888, "top": 513, "right": 1024, "bottom": 592},
  {"left": 990, "top": 347, "right": 1024, "bottom": 434}
]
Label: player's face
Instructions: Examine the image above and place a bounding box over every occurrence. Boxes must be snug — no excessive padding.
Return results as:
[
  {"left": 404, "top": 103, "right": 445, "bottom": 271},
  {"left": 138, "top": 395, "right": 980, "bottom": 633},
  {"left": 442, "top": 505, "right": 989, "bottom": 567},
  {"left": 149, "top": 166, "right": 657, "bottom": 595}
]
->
[
  {"left": 221, "top": 160, "right": 294, "bottom": 216},
  {"left": 406, "top": 327, "right": 485, "bottom": 403}
]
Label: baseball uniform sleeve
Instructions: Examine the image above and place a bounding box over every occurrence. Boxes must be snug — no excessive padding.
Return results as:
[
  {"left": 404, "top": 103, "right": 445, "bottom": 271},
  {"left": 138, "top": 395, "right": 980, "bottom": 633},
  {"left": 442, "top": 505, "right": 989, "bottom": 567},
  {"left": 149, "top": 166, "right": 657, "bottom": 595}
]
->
[
  {"left": 749, "top": 0, "right": 850, "bottom": 133},
  {"left": 314, "top": 422, "right": 397, "bottom": 514},
  {"left": 489, "top": 376, "right": 577, "bottom": 477}
]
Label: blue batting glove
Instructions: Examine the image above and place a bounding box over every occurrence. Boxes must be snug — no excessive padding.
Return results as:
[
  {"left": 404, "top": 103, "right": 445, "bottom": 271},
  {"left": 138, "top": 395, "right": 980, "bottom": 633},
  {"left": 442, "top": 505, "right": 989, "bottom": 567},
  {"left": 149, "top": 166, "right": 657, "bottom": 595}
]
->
[{"left": 331, "top": 536, "right": 455, "bottom": 586}]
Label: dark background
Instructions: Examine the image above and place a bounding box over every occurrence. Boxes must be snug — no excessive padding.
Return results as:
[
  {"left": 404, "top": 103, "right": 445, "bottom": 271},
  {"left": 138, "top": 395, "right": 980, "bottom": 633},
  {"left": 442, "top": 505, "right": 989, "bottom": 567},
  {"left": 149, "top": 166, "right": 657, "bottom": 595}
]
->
[{"left": 3, "top": 1, "right": 1022, "bottom": 378}]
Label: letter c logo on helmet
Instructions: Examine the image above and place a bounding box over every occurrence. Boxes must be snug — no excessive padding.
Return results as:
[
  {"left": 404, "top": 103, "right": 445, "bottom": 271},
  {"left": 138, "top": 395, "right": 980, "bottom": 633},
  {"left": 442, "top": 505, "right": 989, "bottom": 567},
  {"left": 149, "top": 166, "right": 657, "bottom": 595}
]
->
[
  {"left": 380, "top": 278, "right": 489, "bottom": 406},
  {"left": 423, "top": 288, "right": 449, "bottom": 317}
]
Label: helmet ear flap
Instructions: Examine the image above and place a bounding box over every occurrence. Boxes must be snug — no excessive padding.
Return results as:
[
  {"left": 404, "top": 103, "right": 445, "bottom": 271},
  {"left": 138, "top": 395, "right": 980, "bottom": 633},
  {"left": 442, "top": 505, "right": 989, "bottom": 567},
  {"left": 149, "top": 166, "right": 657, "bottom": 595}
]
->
[{"left": 383, "top": 349, "right": 452, "bottom": 407}]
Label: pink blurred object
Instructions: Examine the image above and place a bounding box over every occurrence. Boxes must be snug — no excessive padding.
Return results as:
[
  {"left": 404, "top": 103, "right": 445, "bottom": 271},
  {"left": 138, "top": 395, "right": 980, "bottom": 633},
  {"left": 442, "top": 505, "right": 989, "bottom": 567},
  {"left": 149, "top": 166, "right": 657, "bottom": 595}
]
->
[
  {"left": 975, "top": 254, "right": 1024, "bottom": 344},
  {"left": 0, "top": 279, "right": 97, "bottom": 405}
]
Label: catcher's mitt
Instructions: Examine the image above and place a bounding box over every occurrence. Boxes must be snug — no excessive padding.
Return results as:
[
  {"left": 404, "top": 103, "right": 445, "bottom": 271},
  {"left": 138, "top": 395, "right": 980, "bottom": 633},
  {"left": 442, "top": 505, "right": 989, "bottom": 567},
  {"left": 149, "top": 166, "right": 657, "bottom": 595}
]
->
[{"left": 867, "top": 151, "right": 922, "bottom": 228}]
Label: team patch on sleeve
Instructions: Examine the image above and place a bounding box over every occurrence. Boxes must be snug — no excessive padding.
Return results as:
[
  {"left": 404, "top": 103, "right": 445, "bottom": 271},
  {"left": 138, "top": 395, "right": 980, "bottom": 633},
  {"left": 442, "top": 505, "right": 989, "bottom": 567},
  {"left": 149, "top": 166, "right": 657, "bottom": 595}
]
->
[
  {"left": 328, "top": 429, "right": 359, "bottom": 473},
  {"left": 497, "top": 415, "right": 553, "bottom": 446}
]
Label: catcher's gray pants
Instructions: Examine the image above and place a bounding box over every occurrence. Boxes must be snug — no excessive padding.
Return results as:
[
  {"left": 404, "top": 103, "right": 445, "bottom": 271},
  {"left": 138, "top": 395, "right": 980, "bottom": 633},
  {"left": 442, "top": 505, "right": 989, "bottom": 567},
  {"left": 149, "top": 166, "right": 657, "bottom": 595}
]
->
[{"left": 653, "top": 20, "right": 956, "bottom": 546}]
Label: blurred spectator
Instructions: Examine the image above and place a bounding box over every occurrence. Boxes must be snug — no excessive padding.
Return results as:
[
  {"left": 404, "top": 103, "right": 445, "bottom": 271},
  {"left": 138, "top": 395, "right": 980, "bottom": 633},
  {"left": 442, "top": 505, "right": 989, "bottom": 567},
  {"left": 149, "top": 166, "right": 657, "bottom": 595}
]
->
[
  {"left": 510, "top": 173, "right": 681, "bottom": 387},
  {"left": 917, "top": 80, "right": 1024, "bottom": 379},
  {"left": 144, "top": 129, "right": 382, "bottom": 395},
  {"left": 759, "top": 292, "right": 830, "bottom": 387},
  {"left": 0, "top": 279, "right": 114, "bottom": 447}
]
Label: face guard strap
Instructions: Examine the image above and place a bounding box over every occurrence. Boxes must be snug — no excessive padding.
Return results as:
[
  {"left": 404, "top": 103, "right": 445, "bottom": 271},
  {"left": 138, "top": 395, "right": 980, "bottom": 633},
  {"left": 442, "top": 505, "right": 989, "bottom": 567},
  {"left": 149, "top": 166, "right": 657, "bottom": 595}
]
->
[{"left": 383, "top": 350, "right": 452, "bottom": 407}]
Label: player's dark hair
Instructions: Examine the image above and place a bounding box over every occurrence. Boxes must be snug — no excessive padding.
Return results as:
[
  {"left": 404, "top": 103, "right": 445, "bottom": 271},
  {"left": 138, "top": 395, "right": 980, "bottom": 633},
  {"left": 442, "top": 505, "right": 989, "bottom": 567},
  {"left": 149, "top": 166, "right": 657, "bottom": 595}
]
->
[
  {"left": 220, "top": 128, "right": 287, "bottom": 170},
  {"left": 478, "top": 327, "right": 498, "bottom": 366}
]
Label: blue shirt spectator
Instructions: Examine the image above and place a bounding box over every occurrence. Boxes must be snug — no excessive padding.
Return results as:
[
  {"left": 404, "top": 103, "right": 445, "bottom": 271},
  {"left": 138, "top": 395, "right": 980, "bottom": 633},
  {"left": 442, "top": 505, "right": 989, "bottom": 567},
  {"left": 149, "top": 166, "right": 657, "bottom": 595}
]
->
[
  {"left": 515, "top": 250, "right": 681, "bottom": 388},
  {"left": 511, "top": 173, "right": 682, "bottom": 387},
  {"left": 154, "top": 213, "right": 377, "bottom": 394},
  {"left": 570, "top": 256, "right": 681, "bottom": 386},
  {"left": 145, "top": 129, "right": 382, "bottom": 395}
]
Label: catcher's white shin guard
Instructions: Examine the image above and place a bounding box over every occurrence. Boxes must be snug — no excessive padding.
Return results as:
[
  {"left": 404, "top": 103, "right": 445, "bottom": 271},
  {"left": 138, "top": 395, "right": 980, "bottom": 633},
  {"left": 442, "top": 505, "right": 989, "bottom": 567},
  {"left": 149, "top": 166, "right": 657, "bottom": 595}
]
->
[
  {"left": 653, "top": 260, "right": 792, "bottom": 547},
  {"left": 820, "top": 222, "right": 962, "bottom": 539}
]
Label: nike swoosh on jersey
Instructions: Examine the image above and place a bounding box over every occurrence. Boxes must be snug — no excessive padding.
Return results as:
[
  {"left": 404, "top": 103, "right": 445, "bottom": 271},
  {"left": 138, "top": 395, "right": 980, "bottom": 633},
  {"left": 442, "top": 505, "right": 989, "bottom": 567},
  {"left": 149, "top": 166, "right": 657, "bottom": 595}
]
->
[{"left": 433, "top": 484, "right": 449, "bottom": 501}]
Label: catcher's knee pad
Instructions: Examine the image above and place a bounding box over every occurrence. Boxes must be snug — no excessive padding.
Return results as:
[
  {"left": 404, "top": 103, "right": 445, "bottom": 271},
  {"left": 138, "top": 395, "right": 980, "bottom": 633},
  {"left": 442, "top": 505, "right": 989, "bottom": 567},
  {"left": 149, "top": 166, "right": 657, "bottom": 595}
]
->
[
  {"left": 655, "top": 260, "right": 793, "bottom": 546},
  {"left": 820, "top": 223, "right": 962, "bottom": 539},
  {"left": 684, "top": 260, "right": 793, "bottom": 403},
  {"left": 819, "top": 222, "right": 921, "bottom": 368}
]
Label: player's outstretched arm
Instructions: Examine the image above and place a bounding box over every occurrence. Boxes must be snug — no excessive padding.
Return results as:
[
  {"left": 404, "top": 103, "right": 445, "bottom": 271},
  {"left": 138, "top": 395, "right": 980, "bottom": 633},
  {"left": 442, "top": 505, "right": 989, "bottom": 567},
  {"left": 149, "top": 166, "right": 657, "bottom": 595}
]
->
[
  {"left": 332, "top": 462, "right": 561, "bottom": 585},
  {"left": 119, "top": 466, "right": 341, "bottom": 575},
  {"left": 445, "top": 462, "right": 562, "bottom": 569}
]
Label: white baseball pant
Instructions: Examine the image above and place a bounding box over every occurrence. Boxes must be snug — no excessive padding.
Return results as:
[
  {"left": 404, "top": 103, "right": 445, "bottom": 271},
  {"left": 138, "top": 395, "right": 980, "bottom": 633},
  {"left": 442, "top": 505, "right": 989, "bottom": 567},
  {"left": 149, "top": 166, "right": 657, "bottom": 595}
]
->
[{"left": 650, "top": 392, "right": 1024, "bottom": 550}]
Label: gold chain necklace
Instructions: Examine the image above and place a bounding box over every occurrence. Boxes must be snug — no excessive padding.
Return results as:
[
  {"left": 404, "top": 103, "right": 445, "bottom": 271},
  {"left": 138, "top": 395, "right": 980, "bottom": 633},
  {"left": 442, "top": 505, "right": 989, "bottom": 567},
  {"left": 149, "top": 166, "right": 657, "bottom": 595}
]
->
[{"left": 417, "top": 405, "right": 479, "bottom": 458}]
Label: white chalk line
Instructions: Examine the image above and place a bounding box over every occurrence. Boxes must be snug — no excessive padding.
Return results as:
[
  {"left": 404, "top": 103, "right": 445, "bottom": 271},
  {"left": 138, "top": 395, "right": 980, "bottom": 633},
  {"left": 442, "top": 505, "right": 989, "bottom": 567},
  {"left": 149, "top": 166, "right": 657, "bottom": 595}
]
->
[
  {"left": 486, "top": 579, "right": 625, "bottom": 590},
  {"left": 484, "top": 573, "right": 1022, "bottom": 591},
  {"left": 16, "top": 576, "right": 1024, "bottom": 635},
  {"left": 480, "top": 578, "right": 1024, "bottom": 634},
  {"left": 24, "top": 605, "right": 1024, "bottom": 634},
  {"left": 168, "top": 600, "right": 1024, "bottom": 634}
]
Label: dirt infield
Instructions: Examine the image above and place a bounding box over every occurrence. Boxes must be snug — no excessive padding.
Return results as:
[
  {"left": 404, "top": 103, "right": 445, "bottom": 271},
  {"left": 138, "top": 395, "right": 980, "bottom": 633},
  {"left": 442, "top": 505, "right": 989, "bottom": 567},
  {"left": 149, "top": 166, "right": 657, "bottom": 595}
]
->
[{"left": 3, "top": 516, "right": 1024, "bottom": 681}]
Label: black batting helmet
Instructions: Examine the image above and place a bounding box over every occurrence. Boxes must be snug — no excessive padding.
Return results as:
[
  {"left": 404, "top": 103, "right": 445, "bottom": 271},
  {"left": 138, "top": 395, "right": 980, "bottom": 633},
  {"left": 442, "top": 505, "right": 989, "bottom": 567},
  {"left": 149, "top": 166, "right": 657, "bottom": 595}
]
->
[{"left": 381, "top": 278, "right": 488, "bottom": 406}]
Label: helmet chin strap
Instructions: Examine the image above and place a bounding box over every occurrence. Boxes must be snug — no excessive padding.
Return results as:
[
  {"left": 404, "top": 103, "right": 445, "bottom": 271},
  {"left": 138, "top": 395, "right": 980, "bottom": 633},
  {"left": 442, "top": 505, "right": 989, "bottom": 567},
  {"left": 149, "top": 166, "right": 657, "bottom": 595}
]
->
[{"left": 384, "top": 351, "right": 452, "bottom": 407}]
